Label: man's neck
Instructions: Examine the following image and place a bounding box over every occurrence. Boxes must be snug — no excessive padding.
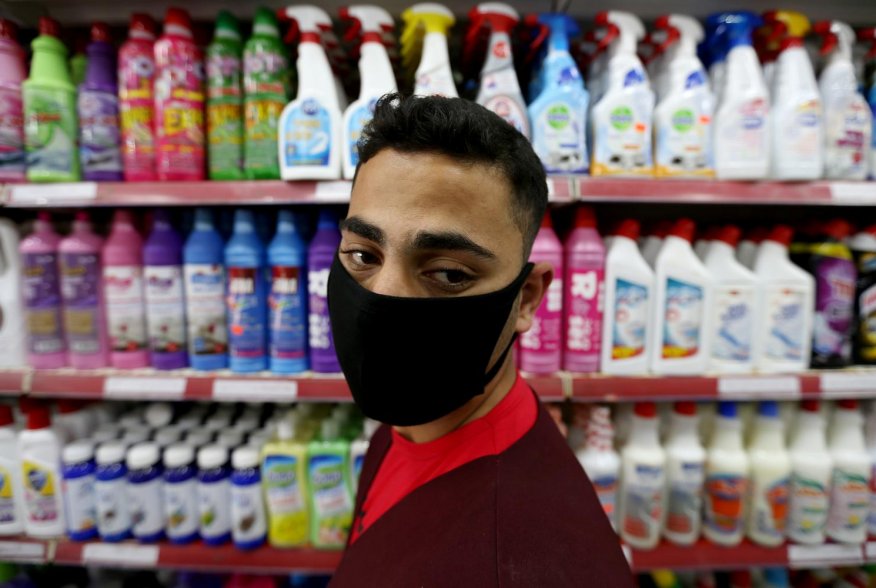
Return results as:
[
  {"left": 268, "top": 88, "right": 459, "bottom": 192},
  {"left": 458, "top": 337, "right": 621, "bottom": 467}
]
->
[{"left": 393, "top": 357, "right": 518, "bottom": 444}]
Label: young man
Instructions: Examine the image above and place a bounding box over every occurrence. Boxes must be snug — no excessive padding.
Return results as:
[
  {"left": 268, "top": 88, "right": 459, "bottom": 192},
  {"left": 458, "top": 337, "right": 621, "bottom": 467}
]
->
[{"left": 327, "top": 94, "right": 632, "bottom": 586}]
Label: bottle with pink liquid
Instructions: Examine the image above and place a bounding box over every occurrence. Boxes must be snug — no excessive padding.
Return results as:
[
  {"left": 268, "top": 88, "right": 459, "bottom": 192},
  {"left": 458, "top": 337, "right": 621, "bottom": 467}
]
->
[
  {"left": 154, "top": 7, "right": 205, "bottom": 181},
  {"left": 520, "top": 212, "right": 564, "bottom": 374},
  {"left": 59, "top": 213, "right": 108, "bottom": 369},
  {"left": 20, "top": 213, "right": 66, "bottom": 368},
  {"left": 102, "top": 210, "right": 148, "bottom": 369},
  {"left": 119, "top": 13, "right": 158, "bottom": 181},
  {"left": 563, "top": 206, "right": 605, "bottom": 373},
  {"left": 0, "top": 19, "right": 25, "bottom": 181}
]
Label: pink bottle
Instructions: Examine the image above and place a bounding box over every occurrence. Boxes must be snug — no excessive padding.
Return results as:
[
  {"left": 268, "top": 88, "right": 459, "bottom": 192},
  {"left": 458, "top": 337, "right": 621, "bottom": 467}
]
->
[
  {"left": 119, "top": 13, "right": 158, "bottom": 182},
  {"left": 20, "top": 212, "right": 66, "bottom": 368},
  {"left": 0, "top": 19, "right": 25, "bottom": 181},
  {"left": 520, "top": 212, "right": 564, "bottom": 374},
  {"left": 563, "top": 206, "right": 605, "bottom": 373},
  {"left": 102, "top": 210, "right": 149, "bottom": 369},
  {"left": 154, "top": 7, "right": 205, "bottom": 181},
  {"left": 59, "top": 213, "right": 108, "bottom": 369}
]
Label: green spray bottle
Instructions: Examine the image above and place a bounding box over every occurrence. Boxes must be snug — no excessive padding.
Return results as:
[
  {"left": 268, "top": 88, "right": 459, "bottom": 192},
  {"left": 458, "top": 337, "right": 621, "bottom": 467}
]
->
[
  {"left": 307, "top": 418, "right": 354, "bottom": 549},
  {"left": 23, "top": 17, "right": 80, "bottom": 182},
  {"left": 244, "top": 7, "right": 290, "bottom": 179},
  {"left": 206, "top": 11, "right": 245, "bottom": 180}
]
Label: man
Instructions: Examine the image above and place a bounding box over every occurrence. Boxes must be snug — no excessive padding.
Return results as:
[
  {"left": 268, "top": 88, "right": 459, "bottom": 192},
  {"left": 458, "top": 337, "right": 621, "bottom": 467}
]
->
[{"left": 326, "top": 93, "right": 632, "bottom": 586}]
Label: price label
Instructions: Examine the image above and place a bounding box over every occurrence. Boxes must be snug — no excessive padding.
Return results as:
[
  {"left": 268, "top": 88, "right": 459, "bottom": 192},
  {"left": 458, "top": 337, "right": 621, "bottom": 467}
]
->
[
  {"left": 104, "top": 377, "right": 186, "bottom": 400},
  {"left": 718, "top": 376, "right": 800, "bottom": 399},
  {"left": 788, "top": 544, "right": 863, "bottom": 568},
  {"left": 82, "top": 544, "right": 159, "bottom": 567},
  {"left": 213, "top": 379, "right": 298, "bottom": 402},
  {"left": 0, "top": 541, "right": 45, "bottom": 561},
  {"left": 9, "top": 183, "right": 98, "bottom": 205},
  {"left": 820, "top": 372, "right": 876, "bottom": 397},
  {"left": 830, "top": 182, "right": 876, "bottom": 204}
]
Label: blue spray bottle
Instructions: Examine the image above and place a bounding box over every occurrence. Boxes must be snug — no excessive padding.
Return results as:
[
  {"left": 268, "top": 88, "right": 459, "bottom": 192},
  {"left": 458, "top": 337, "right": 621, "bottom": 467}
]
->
[
  {"left": 268, "top": 210, "right": 309, "bottom": 374},
  {"left": 225, "top": 210, "right": 268, "bottom": 373}
]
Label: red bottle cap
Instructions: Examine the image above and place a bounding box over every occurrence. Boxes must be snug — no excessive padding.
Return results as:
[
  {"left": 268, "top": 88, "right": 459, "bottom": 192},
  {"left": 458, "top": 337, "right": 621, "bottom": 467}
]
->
[
  {"left": 669, "top": 218, "right": 696, "bottom": 243},
  {"left": 674, "top": 401, "right": 696, "bottom": 416},
  {"left": 75, "top": 211, "right": 89, "bottom": 222},
  {"left": 38, "top": 16, "right": 60, "bottom": 38},
  {"left": 0, "top": 19, "right": 17, "bottom": 42},
  {"left": 767, "top": 225, "right": 794, "bottom": 247},
  {"left": 0, "top": 406, "right": 13, "bottom": 427},
  {"left": 26, "top": 407, "right": 51, "bottom": 431},
  {"left": 745, "top": 226, "right": 769, "bottom": 244},
  {"left": 715, "top": 225, "right": 741, "bottom": 247},
  {"left": 634, "top": 401, "right": 657, "bottom": 418},
  {"left": 129, "top": 13, "right": 157, "bottom": 36},
  {"left": 541, "top": 212, "right": 553, "bottom": 229},
  {"left": 648, "top": 220, "right": 672, "bottom": 239},
  {"left": 57, "top": 399, "right": 83, "bottom": 415},
  {"left": 573, "top": 206, "right": 597, "bottom": 228},
  {"left": 837, "top": 398, "right": 859, "bottom": 410},
  {"left": 823, "top": 218, "right": 853, "bottom": 241},
  {"left": 18, "top": 396, "right": 36, "bottom": 415},
  {"left": 164, "top": 7, "right": 192, "bottom": 30},
  {"left": 614, "top": 219, "right": 640, "bottom": 241},
  {"left": 90, "top": 22, "right": 111, "bottom": 43},
  {"left": 800, "top": 399, "right": 820, "bottom": 412}
]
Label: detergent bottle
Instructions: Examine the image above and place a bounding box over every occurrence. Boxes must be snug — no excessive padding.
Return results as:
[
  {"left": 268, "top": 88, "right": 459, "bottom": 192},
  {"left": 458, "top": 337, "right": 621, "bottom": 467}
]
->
[
  {"left": 850, "top": 225, "right": 876, "bottom": 364},
  {"left": 0, "top": 220, "right": 22, "bottom": 369},
  {"left": 703, "top": 401, "right": 749, "bottom": 547},
  {"left": 663, "top": 401, "right": 705, "bottom": 546},
  {"left": 341, "top": 5, "right": 398, "bottom": 179},
  {"left": 78, "top": 22, "right": 122, "bottom": 181},
  {"left": 206, "top": 11, "right": 244, "bottom": 181},
  {"left": 0, "top": 19, "right": 25, "bottom": 181},
  {"left": 520, "top": 213, "right": 563, "bottom": 374},
  {"left": 268, "top": 210, "right": 309, "bottom": 374},
  {"left": 118, "top": 14, "right": 157, "bottom": 182},
  {"left": 590, "top": 11, "right": 654, "bottom": 177},
  {"left": 0, "top": 405, "right": 24, "bottom": 536},
  {"left": 225, "top": 210, "right": 268, "bottom": 373},
  {"left": 746, "top": 401, "right": 791, "bottom": 547},
  {"left": 576, "top": 405, "right": 620, "bottom": 530},
  {"left": 308, "top": 210, "right": 341, "bottom": 373},
  {"left": 652, "top": 15, "right": 715, "bottom": 178},
  {"left": 18, "top": 407, "right": 65, "bottom": 537},
  {"left": 787, "top": 399, "right": 831, "bottom": 544},
  {"left": 861, "top": 28, "right": 876, "bottom": 178},
  {"left": 23, "top": 17, "right": 79, "bottom": 182},
  {"left": 402, "top": 4, "right": 457, "bottom": 97},
  {"left": 826, "top": 399, "right": 871, "bottom": 544},
  {"left": 866, "top": 402, "right": 876, "bottom": 538},
  {"left": 307, "top": 419, "right": 354, "bottom": 548},
  {"left": 278, "top": 6, "right": 342, "bottom": 180},
  {"left": 262, "top": 418, "right": 309, "bottom": 547}
]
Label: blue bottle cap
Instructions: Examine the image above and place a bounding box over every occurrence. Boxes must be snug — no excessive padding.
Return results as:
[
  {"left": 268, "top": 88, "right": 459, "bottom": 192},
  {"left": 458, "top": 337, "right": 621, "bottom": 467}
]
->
[
  {"left": 717, "top": 401, "right": 737, "bottom": 418},
  {"left": 758, "top": 400, "right": 780, "bottom": 418}
]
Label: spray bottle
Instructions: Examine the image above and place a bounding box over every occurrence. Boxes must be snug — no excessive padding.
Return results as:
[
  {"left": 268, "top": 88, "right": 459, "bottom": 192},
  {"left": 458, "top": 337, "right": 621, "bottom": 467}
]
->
[
  {"left": 0, "top": 20, "right": 25, "bottom": 181},
  {"left": 118, "top": 14, "right": 158, "bottom": 182},
  {"left": 520, "top": 213, "right": 563, "bottom": 374},
  {"left": 206, "top": 11, "right": 244, "bottom": 181},
  {"left": 563, "top": 206, "right": 604, "bottom": 373},
  {"left": 225, "top": 210, "right": 268, "bottom": 373},
  {"left": 402, "top": 3, "right": 457, "bottom": 97},
  {"left": 268, "top": 210, "right": 309, "bottom": 374}
]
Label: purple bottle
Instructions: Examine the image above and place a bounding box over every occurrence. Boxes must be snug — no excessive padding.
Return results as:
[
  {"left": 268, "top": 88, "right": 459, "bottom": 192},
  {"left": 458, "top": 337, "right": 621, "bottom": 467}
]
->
[
  {"left": 143, "top": 210, "right": 188, "bottom": 369},
  {"left": 308, "top": 210, "right": 341, "bottom": 373},
  {"left": 78, "top": 22, "right": 123, "bottom": 181}
]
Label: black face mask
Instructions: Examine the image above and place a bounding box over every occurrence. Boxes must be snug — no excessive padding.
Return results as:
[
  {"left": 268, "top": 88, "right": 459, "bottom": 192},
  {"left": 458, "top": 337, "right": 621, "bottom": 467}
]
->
[{"left": 327, "top": 255, "right": 534, "bottom": 427}]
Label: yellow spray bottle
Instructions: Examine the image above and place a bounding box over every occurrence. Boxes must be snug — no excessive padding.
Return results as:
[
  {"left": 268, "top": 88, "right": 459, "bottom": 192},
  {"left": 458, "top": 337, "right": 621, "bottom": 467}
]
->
[{"left": 401, "top": 3, "right": 457, "bottom": 96}]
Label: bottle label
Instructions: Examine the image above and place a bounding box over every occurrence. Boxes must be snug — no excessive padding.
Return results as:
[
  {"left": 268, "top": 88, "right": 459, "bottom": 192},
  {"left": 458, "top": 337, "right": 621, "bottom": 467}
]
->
[
  {"left": 206, "top": 49, "right": 243, "bottom": 177},
  {"left": 184, "top": 264, "right": 227, "bottom": 356},
  {"left": 345, "top": 100, "right": 376, "bottom": 169},
  {"left": 24, "top": 87, "right": 78, "bottom": 176},
  {"left": 309, "top": 454, "right": 353, "bottom": 547},
  {"left": 154, "top": 41, "right": 205, "bottom": 178},
  {"left": 564, "top": 268, "right": 604, "bottom": 372},
  {"left": 21, "top": 460, "right": 60, "bottom": 523},
  {"left": 0, "top": 464, "right": 18, "bottom": 524},
  {"left": 666, "top": 461, "right": 705, "bottom": 537},
  {"left": 269, "top": 265, "right": 307, "bottom": 361},
  {"left": 751, "top": 475, "right": 790, "bottom": 540},
  {"left": 127, "top": 476, "right": 164, "bottom": 538},
  {"left": 231, "top": 480, "right": 267, "bottom": 543},
  {"left": 23, "top": 252, "right": 65, "bottom": 356},
  {"left": 704, "top": 473, "right": 747, "bottom": 537},
  {"left": 776, "top": 99, "right": 822, "bottom": 169},
  {"left": 308, "top": 268, "right": 334, "bottom": 352},
  {"left": 531, "top": 93, "right": 588, "bottom": 174},
  {"left": 711, "top": 284, "right": 755, "bottom": 362},
  {"left": 662, "top": 277, "right": 704, "bottom": 359},
  {"left": 262, "top": 454, "right": 307, "bottom": 546},
  {"left": 0, "top": 86, "right": 25, "bottom": 176},
  {"left": 119, "top": 45, "right": 156, "bottom": 177},
  {"left": 590, "top": 474, "right": 618, "bottom": 529},
  {"left": 763, "top": 285, "right": 806, "bottom": 361},
  {"left": 103, "top": 265, "right": 147, "bottom": 353},
  {"left": 144, "top": 265, "right": 186, "bottom": 354},
  {"left": 62, "top": 473, "right": 97, "bottom": 536},
  {"left": 520, "top": 278, "right": 563, "bottom": 355},
  {"left": 95, "top": 477, "right": 131, "bottom": 537},
  {"left": 592, "top": 77, "right": 654, "bottom": 176},
  {"left": 827, "top": 469, "right": 869, "bottom": 535},
  {"left": 714, "top": 98, "right": 769, "bottom": 170},
  {"left": 78, "top": 89, "right": 122, "bottom": 176},
  {"left": 282, "top": 99, "right": 332, "bottom": 168},
  {"left": 352, "top": 454, "right": 365, "bottom": 492},
  {"left": 164, "top": 478, "right": 198, "bottom": 539},
  {"left": 621, "top": 463, "right": 664, "bottom": 541},
  {"left": 857, "top": 282, "right": 876, "bottom": 360},
  {"left": 243, "top": 45, "right": 287, "bottom": 175},
  {"left": 813, "top": 256, "right": 856, "bottom": 360},
  {"left": 612, "top": 278, "right": 649, "bottom": 360},
  {"left": 61, "top": 253, "right": 102, "bottom": 355},
  {"left": 824, "top": 100, "right": 870, "bottom": 179},
  {"left": 789, "top": 474, "right": 829, "bottom": 540},
  {"left": 482, "top": 95, "right": 529, "bottom": 137},
  {"left": 198, "top": 477, "right": 231, "bottom": 539},
  {"left": 227, "top": 266, "right": 265, "bottom": 359},
  {"left": 654, "top": 83, "right": 714, "bottom": 178}
]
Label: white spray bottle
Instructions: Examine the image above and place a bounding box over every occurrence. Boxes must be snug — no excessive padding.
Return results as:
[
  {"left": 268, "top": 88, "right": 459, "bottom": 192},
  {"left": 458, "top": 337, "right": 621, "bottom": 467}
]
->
[{"left": 402, "top": 4, "right": 457, "bottom": 97}]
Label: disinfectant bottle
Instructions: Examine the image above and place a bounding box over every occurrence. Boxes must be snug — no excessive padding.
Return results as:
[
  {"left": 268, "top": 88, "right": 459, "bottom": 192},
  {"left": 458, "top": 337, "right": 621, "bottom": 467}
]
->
[
  {"left": 244, "top": 7, "right": 289, "bottom": 180},
  {"left": 206, "top": 11, "right": 244, "bottom": 181},
  {"left": 641, "top": 221, "right": 670, "bottom": 270},
  {"left": 60, "top": 212, "right": 108, "bottom": 369},
  {"left": 650, "top": 218, "right": 714, "bottom": 374},
  {"left": 865, "top": 29, "right": 876, "bottom": 179},
  {"left": 143, "top": 210, "right": 187, "bottom": 370},
  {"left": 183, "top": 209, "right": 228, "bottom": 371},
  {"left": 815, "top": 20, "right": 872, "bottom": 180},
  {"left": 563, "top": 206, "right": 605, "bottom": 373},
  {"left": 78, "top": 22, "right": 122, "bottom": 181},
  {"left": 787, "top": 399, "right": 831, "bottom": 544},
  {"left": 278, "top": 6, "right": 342, "bottom": 180},
  {"left": 826, "top": 399, "right": 871, "bottom": 544},
  {"left": 268, "top": 210, "right": 309, "bottom": 374},
  {"left": 230, "top": 445, "right": 267, "bottom": 550},
  {"left": 520, "top": 213, "right": 563, "bottom": 374},
  {"left": 703, "top": 401, "right": 749, "bottom": 547},
  {"left": 865, "top": 402, "right": 876, "bottom": 538},
  {"left": 850, "top": 225, "right": 876, "bottom": 364},
  {"left": 737, "top": 227, "right": 767, "bottom": 270},
  {"left": 262, "top": 418, "right": 309, "bottom": 547},
  {"left": 118, "top": 14, "right": 158, "bottom": 182},
  {"left": 0, "top": 220, "right": 22, "bottom": 370},
  {"left": 307, "top": 419, "right": 354, "bottom": 548},
  {"left": 0, "top": 406, "right": 24, "bottom": 535},
  {"left": 309, "top": 210, "right": 341, "bottom": 373},
  {"left": 402, "top": 3, "right": 457, "bottom": 97},
  {"left": 0, "top": 20, "right": 26, "bottom": 181},
  {"left": 663, "top": 401, "right": 705, "bottom": 546},
  {"left": 576, "top": 405, "right": 620, "bottom": 530},
  {"left": 23, "top": 17, "right": 80, "bottom": 182},
  {"left": 745, "top": 400, "right": 791, "bottom": 547},
  {"left": 226, "top": 209, "right": 268, "bottom": 373},
  {"left": 18, "top": 407, "right": 65, "bottom": 537},
  {"left": 154, "top": 7, "right": 205, "bottom": 181},
  {"left": 103, "top": 210, "right": 148, "bottom": 369}
]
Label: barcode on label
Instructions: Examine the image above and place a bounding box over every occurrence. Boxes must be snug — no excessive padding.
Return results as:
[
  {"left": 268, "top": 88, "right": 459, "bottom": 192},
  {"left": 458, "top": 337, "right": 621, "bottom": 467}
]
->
[
  {"left": 213, "top": 379, "right": 298, "bottom": 402},
  {"left": 820, "top": 372, "right": 876, "bottom": 397},
  {"left": 104, "top": 377, "right": 186, "bottom": 399},
  {"left": 82, "top": 544, "right": 159, "bottom": 567},
  {"left": 718, "top": 376, "right": 800, "bottom": 399},
  {"left": 788, "top": 544, "right": 863, "bottom": 568},
  {"left": 10, "top": 183, "right": 98, "bottom": 204}
]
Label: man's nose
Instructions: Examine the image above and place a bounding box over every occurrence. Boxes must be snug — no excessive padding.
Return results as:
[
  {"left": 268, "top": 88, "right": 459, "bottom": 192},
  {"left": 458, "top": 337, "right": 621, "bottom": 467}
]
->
[{"left": 367, "top": 262, "right": 420, "bottom": 298}]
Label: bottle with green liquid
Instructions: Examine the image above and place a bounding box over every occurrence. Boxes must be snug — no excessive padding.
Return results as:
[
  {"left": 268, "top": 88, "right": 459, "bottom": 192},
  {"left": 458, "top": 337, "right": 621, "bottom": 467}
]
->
[
  {"left": 244, "top": 7, "right": 289, "bottom": 179},
  {"left": 206, "top": 11, "right": 244, "bottom": 180},
  {"left": 307, "top": 418, "right": 354, "bottom": 549},
  {"left": 261, "top": 417, "right": 309, "bottom": 547}
]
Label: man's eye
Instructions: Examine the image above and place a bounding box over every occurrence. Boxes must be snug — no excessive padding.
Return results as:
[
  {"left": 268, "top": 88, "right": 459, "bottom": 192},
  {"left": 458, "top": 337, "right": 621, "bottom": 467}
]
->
[
  {"left": 343, "top": 250, "right": 379, "bottom": 268},
  {"left": 431, "top": 269, "right": 474, "bottom": 288}
]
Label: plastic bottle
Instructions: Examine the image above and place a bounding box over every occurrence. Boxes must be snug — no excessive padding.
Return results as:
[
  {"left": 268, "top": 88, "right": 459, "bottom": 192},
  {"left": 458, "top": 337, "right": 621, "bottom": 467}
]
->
[
  {"left": 118, "top": 14, "right": 158, "bottom": 182},
  {"left": 163, "top": 443, "right": 199, "bottom": 544},
  {"left": 641, "top": 221, "right": 670, "bottom": 270},
  {"left": 0, "top": 19, "right": 26, "bottom": 181},
  {"left": 307, "top": 419, "right": 354, "bottom": 549},
  {"left": 576, "top": 405, "right": 620, "bottom": 530},
  {"left": 230, "top": 446, "right": 267, "bottom": 550},
  {"left": 867, "top": 402, "right": 876, "bottom": 538},
  {"left": 78, "top": 22, "right": 122, "bottom": 181},
  {"left": 851, "top": 226, "right": 876, "bottom": 364},
  {"left": 183, "top": 209, "right": 228, "bottom": 370},
  {"left": 278, "top": 6, "right": 342, "bottom": 180},
  {"left": 206, "top": 11, "right": 244, "bottom": 181},
  {"left": 309, "top": 210, "right": 341, "bottom": 373},
  {"left": 402, "top": 4, "right": 457, "bottom": 97},
  {"left": 143, "top": 210, "right": 188, "bottom": 370},
  {"left": 703, "top": 401, "right": 749, "bottom": 547},
  {"left": 94, "top": 441, "right": 131, "bottom": 542},
  {"left": 126, "top": 442, "right": 164, "bottom": 542},
  {"left": 60, "top": 212, "right": 108, "bottom": 369},
  {"left": 350, "top": 419, "right": 377, "bottom": 497},
  {"left": 268, "top": 210, "right": 309, "bottom": 374},
  {"left": 663, "top": 401, "right": 705, "bottom": 546},
  {"left": 197, "top": 445, "right": 232, "bottom": 546},
  {"left": 520, "top": 213, "right": 563, "bottom": 374},
  {"left": 0, "top": 220, "right": 23, "bottom": 370},
  {"left": 0, "top": 406, "right": 24, "bottom": 535},
  {"left": 826, "top": 399, "right": 871, "bottom": 544},
  {"left": 226, "top": 210, "right": 268, "bottom": 373},
  {"left": 737, "top": 227, "right": 767, "bottom": 270},
  {"left": 618, "top": 402, "right": 665, "bottom": 550},
  {"left": 745, "top": 401, "right": 791, "bottom": 547},
  {"left": 61, "top": 441, "right": 98, "bottom": 541},
  {"left": 18, "top": 407, "right": 65, "bottom": 537},
  {"left": 154, "top": 7, "right": 205, "bottom": 181},
  {"left": 56, "top": 399, "right": 94, "bottom": 442},
  {"left": 787, "top": 399, "right": 831, "bottom": 544},
  {"left": 650, "top": 218, "right": 714, "bottom": 374},
  {"left": 261, "top": 418, "right": 309, "bottom": 547}
]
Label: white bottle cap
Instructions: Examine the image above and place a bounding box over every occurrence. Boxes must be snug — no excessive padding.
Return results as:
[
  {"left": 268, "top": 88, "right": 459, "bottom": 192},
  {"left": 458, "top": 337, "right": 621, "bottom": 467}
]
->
[
  {"left": 277, "top": 419, "right": 295, "bottom": 441},
  {"left": 127, "top": 443, "right": 160, "bottom": 470},
  {"left": 63, "top": 440, "right": 95, "bottom": 465},
  {"left": 92, "top": 427, "right": 119, "bottom": 444},
  {"left": 321, "top": 419, "right": 340, "bottom": 441},
  {"left": 154, "top": 428, "right": 182, "bottom": 447},
  {"left": 164, "top": 443, "right": 195, "bottom": 469},
  {"left": 233, "top": 415, "right": 260, "bottom": 432},
  {"left": 145, "top": 403, "right": 174, "bottom": 428},
  {"left": 205, "top": 415, "right": 231, "bottom": 432},
  {"left": 247, "top": 429, "right": 271, "bottom": 449},
  {"left": 185, "top": 430, "right": 213, "bottom": 447},
  {"left": 96, "top": 441, "right": 126, "bottom": 466},
  {"left": 177, "top": 414, "right": 202, "bottom": 429},
  {"left": 122, "top": 425, "right": 151, "bottom": 446},
  {"left": 232, "top": 446, "right": 259, "bottom": 470},
  {"left": 198, "top": 444, "right": 228, "bottom": 470},
  {"left": 216, "top": 430, "right": 244, "bottom": 449},
  {"left": 119, "top": 413, "right": 143, "bottom": 428}
]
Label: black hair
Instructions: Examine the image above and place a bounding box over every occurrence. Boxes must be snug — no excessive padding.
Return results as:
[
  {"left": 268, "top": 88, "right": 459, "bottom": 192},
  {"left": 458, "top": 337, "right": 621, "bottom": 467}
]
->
[{"left": 354, "top": 93, "right": 548, "bottom": 257}]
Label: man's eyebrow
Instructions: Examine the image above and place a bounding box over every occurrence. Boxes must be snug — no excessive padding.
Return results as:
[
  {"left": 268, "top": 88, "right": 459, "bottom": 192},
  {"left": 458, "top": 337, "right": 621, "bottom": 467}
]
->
[
  {"left": 339, "top": 216, "right": 385, "bottom": 246},
  {"left": 411, "top": 231, "right": 497, "bottom": 260}
]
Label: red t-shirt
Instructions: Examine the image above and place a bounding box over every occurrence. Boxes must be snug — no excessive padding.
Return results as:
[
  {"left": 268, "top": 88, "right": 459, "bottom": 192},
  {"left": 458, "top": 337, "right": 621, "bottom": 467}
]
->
[{"left": 349, "top": 372, "right": 538, "bottom": 544}]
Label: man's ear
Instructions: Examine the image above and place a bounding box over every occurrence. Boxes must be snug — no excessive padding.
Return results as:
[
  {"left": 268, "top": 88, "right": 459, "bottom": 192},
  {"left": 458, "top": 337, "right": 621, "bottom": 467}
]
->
[{"left": 515, "top": 262, "right": 553, "bottom": 334}]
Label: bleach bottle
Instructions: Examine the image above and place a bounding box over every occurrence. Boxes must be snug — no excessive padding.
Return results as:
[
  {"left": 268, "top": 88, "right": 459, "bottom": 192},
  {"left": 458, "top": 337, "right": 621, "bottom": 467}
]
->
[
  {"left": 703, "top": 401, "right": 749, "bottom": 547},
  {"left": 0, "top": 19, "right": 25, "bottom": 181},
  {"left": 788, "top": 399, "right": 832, "bottom": 544},
  {"left": 206, "top": 11, "right": 244, "bottom": 181},
  {"left": 826, "top": 399, "right": 871, "bottom": 545},
  {"left": 309, "top": 210, "right": 341, "bottom": 373},
  {"left": 746, "top": 401, "right": 791, "bottom": 547},
  {"left": 663, "top": 401, "right": 705, "bottom": 546},
  {"left": 0, "top": 405, "right": 24, "bottom": 535},
  {"left": 520, "top": 213, "right": 563, "bottom": 374},
  {"left": 184, "top": 209, "right": 228, "bottom": 370},
  {"left": 118, "top": 14, "right": 157, "bottom": 182},
  {"left": 0, "top": 220, "right": 24, "bottom": 369},
  {"left": 18, "top": 408, "right": 65, "bottom": 537},
  {"left": 268, "top": 210, "right": 309, "bottom": 374},
  {"left": 226, "top": 210, "right": 268, "bottom": 373},
  {"left": 402, "top": 4, "right": 457, "bottom": 97},
  {"left": 864, "top": 29, "right": 876, "bottom": 178},
  {"left": 576, "top": 405, "right": 620, "bottom": 529}
]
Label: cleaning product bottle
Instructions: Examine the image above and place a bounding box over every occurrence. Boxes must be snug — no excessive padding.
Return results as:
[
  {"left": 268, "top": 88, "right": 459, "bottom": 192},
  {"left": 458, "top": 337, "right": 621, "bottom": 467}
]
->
[
  {"left": 230, "top": 445, "right": 267, "bottom": 550},
  {"left": 56, "top": 399, "right": 94, "bottom": 442},
  {"left": 94, "top": 441, "right": 132, "bottom": 542},
  {"left": 710, "top": 12, "right": 770, "bottom": 180},
  {"left": 0, "top": 19, "right": 26, "bottom": 181},
  {"left": 206, "top": 11, "right": 244, "bottom": 181},
  {"left": 197, "top": 445, "right": 232, "bottom": 546},
  {"left": 527, "top": 14, "right": 589, "bottom": 174},
  {"left": 69, "top": 36, "right": 87, "bottom": 87},
  {"left": 183, "top": 209, "right": 228, "bottom": 371},
  {"left": 650, "top": 218, "right": 714, "bottom": 375},
  {"left": 745, "top": 401, "right": 791, "bottom": 547},
  {"left": 520, "top": 213, "right": 563, "bottom": 374},
  {"left": 402, "top": 3, "right": 457, "bottom": 97},
  {"left": 18, "top": 407, "right": 65, "bottom": 537},
  {"left": 341, "top": 5, "right": 398, "bottom": 179},
  {"left": 143, "top": 210, "right": 188, "bottom": 370},
  {"left": 590, "top": 11, "right": 654, "bottom": 177},
  {"left": 78, "top": 22, "right": 123, "bottom": 181},
  {"left": 126, "top": 442, "right": 165, "bottom": 543},
  {"left": 752, "top": 226, "right": 815, "bottom": 373},
  {"left": 350, "top": 420, "right": 377, "bottom": 496},
  {"left": 154, "top": 7, "right": 205, "bottom": 181},
  {"left": 814, "top": 20, "right": 872, "bottom": 180},
  {"left": 308, "top": 210, "right": 341, "bottom": 373},
  {"left": 864, "top": 29, "right": 876, "bottom": 179},
  {"left": 226, "top": 210, "right": 268, "bottom": 373},
  {"left": 278, "top": 6, "right": 342, "bottom": 181},
  {"left": 563, "top": 206, "right": 605, "bottom": 373},
  {"left": 703, "top": 401, "right": 749, "bottom": 547},
  {"left": 864, "top": 402, "right": 876, "bottom": 539},
  {"left": 663, "top": 401, "right": 705, "bottom": 546},
  {"left": 102, "top": 210, "right": 148, "bottom": 369},
  {"left": 703, "top": 225, "right": 759, "bottom": 374},
  {"left": 826, "top": 399, "right": 871, "bottom": 544},
  {"left": 737, "top": 227, "right": 768, "bottom": 270},
  {"left": 162, "top": 443, "right": 199, "bottom": 544},
  {"left": 851, "top": 225, "right": 876, "bottom": 364},
  {"left": 268, "top": 210, "right": 309, "bottom": 374},
  {"left": 23, "top": 17, "right": 80, "bottom": 182},
  {"left": 261, "top": 418, "right": 309, "bottom": 547},
  {"left": 652, "top": 14, "right": 714, "bottom": 178},
  {"left": 576, "top": 405, "right": 620, "bottom": 530},
  {"left": 244, "top": 7, "right": 289, "bottom": 180},
  {"left": 641, "top": 221, "right": 671, "bottom": 269},
  {"left": 60, "top": 212, "right": 108, "bottom": 369},
  {"left": 20, "top": 213, "right": 65, "bottom": 368},
  {"left": 118, "top": 14, "right": 158, "bottom": 182},
  {"left": 787, "top": 399, "right": 831, "bottom": 544},
  {"left": 0, "top": 406, "right": 24, "bottom": 535},
  {"left": 307, "top": 419, "right": 354, "bottom": 549},
  {"left": 61, "top": 441, "right": 98, "bottom": 541}
]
